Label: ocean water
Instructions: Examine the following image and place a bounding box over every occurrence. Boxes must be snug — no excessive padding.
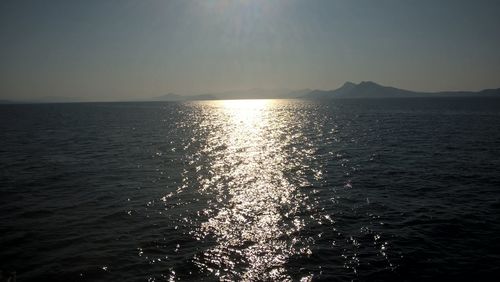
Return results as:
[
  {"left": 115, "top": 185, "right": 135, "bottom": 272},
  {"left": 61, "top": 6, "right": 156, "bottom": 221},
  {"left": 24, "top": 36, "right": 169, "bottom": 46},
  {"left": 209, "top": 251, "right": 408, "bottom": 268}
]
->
[{"left": 1, "top": 98, "right": 500, "bottom": 281}]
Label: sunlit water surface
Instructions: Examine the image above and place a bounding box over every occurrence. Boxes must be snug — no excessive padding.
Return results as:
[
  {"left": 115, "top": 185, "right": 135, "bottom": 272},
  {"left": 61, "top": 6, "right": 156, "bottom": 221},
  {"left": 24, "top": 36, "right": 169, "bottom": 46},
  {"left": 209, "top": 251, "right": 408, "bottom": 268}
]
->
[{"left": 1, "top": 98, "right": 500, "bottom": 281}]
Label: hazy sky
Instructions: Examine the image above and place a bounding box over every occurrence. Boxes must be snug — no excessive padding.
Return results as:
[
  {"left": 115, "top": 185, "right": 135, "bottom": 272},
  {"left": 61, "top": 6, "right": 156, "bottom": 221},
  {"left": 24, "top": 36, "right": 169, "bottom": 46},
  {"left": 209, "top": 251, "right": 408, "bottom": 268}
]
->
[{"left": 1, "top": 0, "right": 500, "bottom": 101}]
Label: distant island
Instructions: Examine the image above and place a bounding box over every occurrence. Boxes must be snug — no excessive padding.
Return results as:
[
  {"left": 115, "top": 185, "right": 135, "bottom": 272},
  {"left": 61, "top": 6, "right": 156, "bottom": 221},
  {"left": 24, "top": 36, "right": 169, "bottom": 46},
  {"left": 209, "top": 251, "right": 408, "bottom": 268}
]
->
[
  {"left": 152, "top": 81, "right": 500, "bottom": 101},
  {"left": 2, "top": 82, "right": 500, "bottom": 104},
  {"left": 300, "top": 81, "right": 500, "bottom": 99},
  {"left": 152, "top": 93, "right": 217, "bottom": 101}
]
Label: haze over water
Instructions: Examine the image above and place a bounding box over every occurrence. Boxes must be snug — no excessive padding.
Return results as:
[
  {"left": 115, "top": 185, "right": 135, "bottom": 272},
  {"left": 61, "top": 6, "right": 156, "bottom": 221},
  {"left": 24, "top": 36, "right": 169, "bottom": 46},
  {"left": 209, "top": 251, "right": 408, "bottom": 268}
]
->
[
  {"left": 1, "top": 98, "right": 500, "bottom": 281},
  {"left": 2, "top": 0, "right": 500, "bottom": 101}
]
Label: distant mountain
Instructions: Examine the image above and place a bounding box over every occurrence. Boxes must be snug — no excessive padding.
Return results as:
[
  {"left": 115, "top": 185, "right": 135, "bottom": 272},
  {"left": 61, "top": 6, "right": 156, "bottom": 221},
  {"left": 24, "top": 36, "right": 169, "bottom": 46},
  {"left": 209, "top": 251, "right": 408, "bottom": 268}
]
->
[
  {"left": 152, "top": 93, "right": 184, "bottom": 101},
  {"left": 4, "top": 83, "right": 498, "bottom": 104},
  {"left": 15, "top": 96, "right": 85, "bottom": 103},
  {"left": 479, "top": 88, "right": 500, "bottom": 96},
  {"left": 151, "top": 93, "right": 216, "bottom": 101},
  {"left": 153, "top": 88, "right": 294, "bottom": 101},
  {"left": 202, "top": 88, "right": 293, "bottom": 100},
  {"left": 304, "top": 82, "right": 358, "bottom": 99},
  {"left": 280, "top": 89, "right": 313, "bottom": 99},
  {"left": 303, "top": 81, "right": 500, "bottom": 99},
  {"left": 189, "top": 94, "right": 217, "bottom": 100}
]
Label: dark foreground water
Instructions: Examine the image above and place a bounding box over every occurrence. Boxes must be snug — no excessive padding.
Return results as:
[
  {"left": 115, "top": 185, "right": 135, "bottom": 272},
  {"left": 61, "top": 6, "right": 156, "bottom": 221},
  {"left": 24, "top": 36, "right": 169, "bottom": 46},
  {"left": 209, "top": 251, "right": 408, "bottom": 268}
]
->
[{"left": 1, "top": 98, "right": 500, "bottom": 281}]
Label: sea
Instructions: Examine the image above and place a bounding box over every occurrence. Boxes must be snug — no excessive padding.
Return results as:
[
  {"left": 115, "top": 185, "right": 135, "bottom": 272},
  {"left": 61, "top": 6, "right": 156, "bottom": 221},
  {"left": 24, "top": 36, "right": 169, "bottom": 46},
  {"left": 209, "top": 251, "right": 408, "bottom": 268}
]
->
[{"left": 1, "top": 98, "right": 500, "bottom": 281}]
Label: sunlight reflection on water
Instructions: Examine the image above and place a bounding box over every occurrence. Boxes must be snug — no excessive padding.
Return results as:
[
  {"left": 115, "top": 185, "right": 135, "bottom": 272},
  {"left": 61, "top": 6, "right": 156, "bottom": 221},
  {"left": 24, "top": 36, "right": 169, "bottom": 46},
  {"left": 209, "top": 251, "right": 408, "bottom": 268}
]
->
[
  {"left": 190, "top": 99, "right": 321, "bottom": 281},
  {"left": 4, "top": 100, "right": 500, "bottom": 281}
]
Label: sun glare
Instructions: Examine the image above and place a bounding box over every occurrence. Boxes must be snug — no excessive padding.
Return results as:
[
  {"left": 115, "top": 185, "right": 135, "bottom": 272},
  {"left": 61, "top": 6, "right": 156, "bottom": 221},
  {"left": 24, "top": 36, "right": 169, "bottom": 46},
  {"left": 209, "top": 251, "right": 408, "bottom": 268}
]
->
[
  {"left": 217, "top": 99, "right": 273, "bottom": 126},
  {"left": 219, "top": 99, "right": 271, "bottom": 110}
]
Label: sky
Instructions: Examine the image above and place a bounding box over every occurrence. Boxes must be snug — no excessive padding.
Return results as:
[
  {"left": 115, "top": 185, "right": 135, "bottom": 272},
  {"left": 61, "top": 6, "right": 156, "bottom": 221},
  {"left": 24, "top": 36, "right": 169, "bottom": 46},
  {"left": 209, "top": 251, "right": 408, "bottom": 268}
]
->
[{"left": 1, "top": 0, "right": 500, "bottom": 101}]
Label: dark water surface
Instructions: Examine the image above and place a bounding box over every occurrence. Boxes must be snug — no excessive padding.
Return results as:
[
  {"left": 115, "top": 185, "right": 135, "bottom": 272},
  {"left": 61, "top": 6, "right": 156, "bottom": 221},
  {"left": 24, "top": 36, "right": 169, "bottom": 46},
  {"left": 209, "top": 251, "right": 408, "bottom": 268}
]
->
[{"left": 1, "top": 98, "right": 500, "bottom": 281}]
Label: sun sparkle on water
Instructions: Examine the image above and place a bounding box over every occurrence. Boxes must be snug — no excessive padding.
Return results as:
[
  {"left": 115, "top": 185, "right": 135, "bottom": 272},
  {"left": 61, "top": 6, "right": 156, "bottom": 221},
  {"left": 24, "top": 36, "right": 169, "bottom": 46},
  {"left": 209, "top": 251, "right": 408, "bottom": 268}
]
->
[
  {"left": 185, "top": 99, "right": 320, "bottom": 281},
  {"left": 216, "top": 99, "right": 273, "bottom": 127}
]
